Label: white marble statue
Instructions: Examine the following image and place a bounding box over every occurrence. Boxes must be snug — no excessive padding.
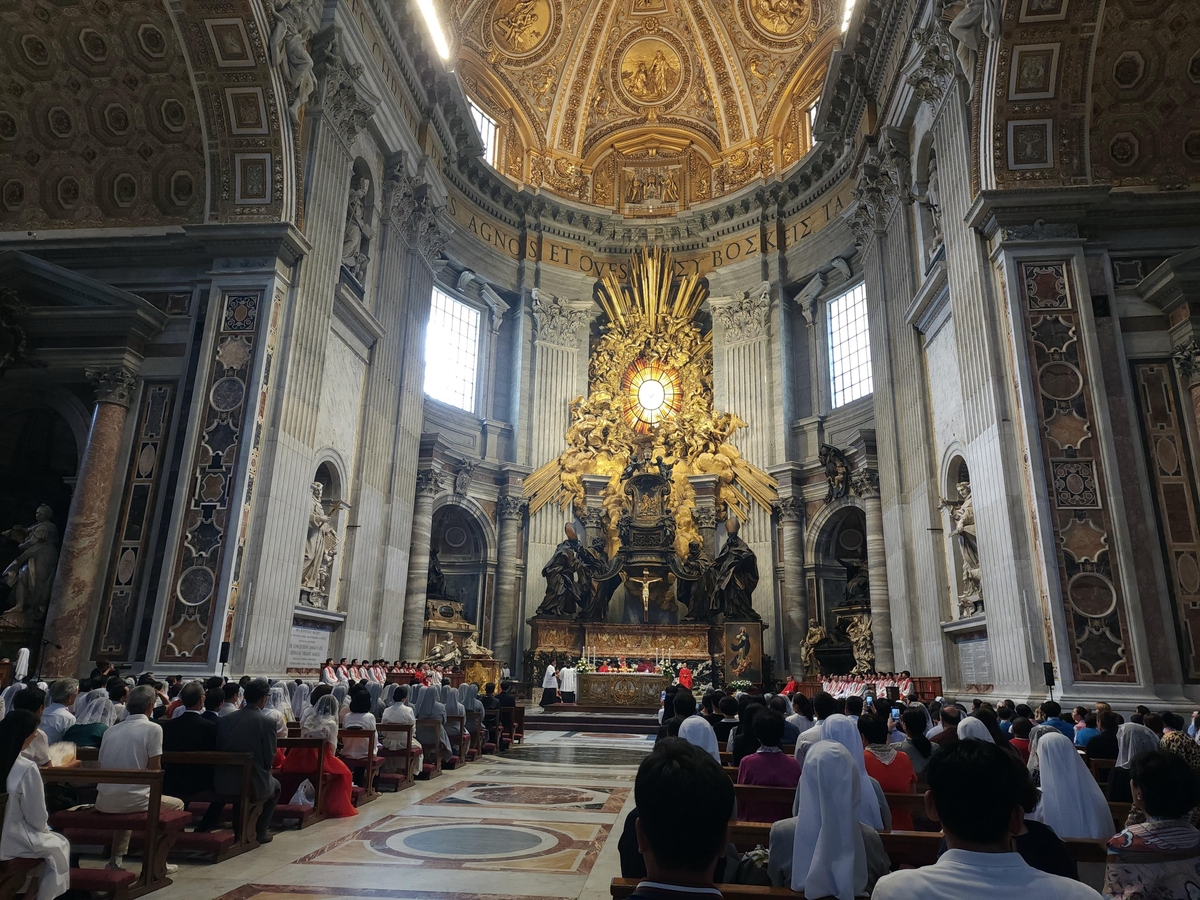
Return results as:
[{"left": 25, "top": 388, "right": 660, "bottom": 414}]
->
[
  {"left": 941, "top": 481, "right": 983, "bottom": 616},
  {"left": 342, "top": 178, "right": 374, "bottom": 280},
  {"left": 945, "top": 0, "right": 1002, "bottom": 96},
  {"left": 1, "top": 505, "right": 58, "bottom": 622},
  {"left": 462, "top": 631, "right": 493, "bottom": 659},
  {"left": 301, "top": 483, "right": 345, "bottom": 607},
  {"left": 268, "top": 0, "right": 318, "bottom": 123}
]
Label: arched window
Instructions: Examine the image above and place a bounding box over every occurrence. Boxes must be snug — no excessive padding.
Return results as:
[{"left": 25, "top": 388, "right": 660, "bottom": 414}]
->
[
  {"left": 827, "top": 282, "right": 873, "bottom": 407},
  {"left": 468, "top": 100, "right": 499, "bottom": 168}
]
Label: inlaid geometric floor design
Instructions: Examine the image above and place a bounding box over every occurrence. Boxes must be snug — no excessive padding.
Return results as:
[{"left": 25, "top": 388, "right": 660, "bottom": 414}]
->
[{"left": 150, "top": 730, "right": 649, "bottom": 900}]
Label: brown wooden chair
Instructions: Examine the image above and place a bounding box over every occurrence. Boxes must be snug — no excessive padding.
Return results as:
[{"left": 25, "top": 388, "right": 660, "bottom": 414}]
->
[
  {"left": 272, "top": 737, "right": 327, "bottom": 828},
  {"left": 416, "top": 718, "right": 445, "bottom": 779},
  {"left": 375, "top": 722, "right": 417, "bottom": 791},
  {"left": 337, "top": 728, "right": 380, "bottom": 805}
]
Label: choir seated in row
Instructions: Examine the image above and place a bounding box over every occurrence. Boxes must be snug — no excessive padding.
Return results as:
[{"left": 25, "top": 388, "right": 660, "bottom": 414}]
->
[{"left": 318, "top": 658, "right": 511, "bottom": 686}]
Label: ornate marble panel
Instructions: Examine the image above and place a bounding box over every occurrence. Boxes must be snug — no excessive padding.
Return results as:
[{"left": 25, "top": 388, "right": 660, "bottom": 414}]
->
[
  {"left": 1132, "top": 362, "right": 1200, "bottom": 680},
  {"left": 1017, "top": 261, "right": 1135, "bottom": 681},
  {"left": 94, "top": 383, "right": 174, "bottom": 660},
  {"left": 420, "top": 780, "right": 629, "bottom": 812}
]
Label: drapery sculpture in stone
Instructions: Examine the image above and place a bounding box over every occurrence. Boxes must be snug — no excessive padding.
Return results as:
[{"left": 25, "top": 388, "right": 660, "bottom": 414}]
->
[
  {"left": 300, "top": 483, "right": 344, "bottom": 607},
  {"left": 427, "top": 547, "right": 448, "bottom": 599},
  {"left": 800, "top": 618, "right": 826, "bottom": 679},
  {"left": 945, "top": 0, "right": 1002, "bottom": 96},
  {"left": 819, "top": 444, "right": 849, "bottom": 503},
  {"left": 268, "top": 0, "right": 318, "bottom": 123},
  {"left": 1, "top": 504, "right": 58, "bottom": 622},
  {"left": 462, "top": 631, "right": 493, "bottom": 659},
  {"left": 713, "top": 516, "right": 760, "bottom": 620},
  {"left": 847, "top": 613, "right": 875, "bottom": 675},
  {"left": 941, "top": 481, "right": 983, "bottom": 616},
  {"left": 678, "top": 540, "right": 718, "bottom": 623},
  {"left": 535, "top": 523, "right": 582, "bottom": 617},
  {"left": 575, "top": 536, "right": 614, "bottom": 621},
  {"left": 341, "top": 178, "right": 374, "bottom": 280},
  {"left": 422, "top": 633, "right": 462, "bottom": 666}
]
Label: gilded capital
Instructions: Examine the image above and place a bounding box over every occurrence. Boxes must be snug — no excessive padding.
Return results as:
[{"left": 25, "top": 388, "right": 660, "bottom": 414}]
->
[{"left": 86, "top": 365, "right": 139, "bottom": 408}]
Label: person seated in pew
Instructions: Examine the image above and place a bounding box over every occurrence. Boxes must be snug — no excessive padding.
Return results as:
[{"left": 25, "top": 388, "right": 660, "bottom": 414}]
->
[
  {"left": 872, "top": 741, "right": 1102, "bottom": 900},
  {"left": 62, "top": 692, "right": 114, "bottom": 749},
  {"left": 1075, "top": 713, "right": 1101, "bottom": 750},
  {"left": 161, "top": 682, "right": 224, "bottom": 832},
  {"left": 11, "top": 689, "right": 50, "bottom": 767},
  {"left": 1008, "top": 717, "right": 1033, "bottom": 763},
  {"left": 218, "top": 683, "right": 241, "bottom": 717},
  {"left": 341, "top": 690, "right": 378, "bottom": 786},
  {"left": 897, "top": 708, "right": 939, "bottom": 777},
  {"left": 787, "top": 693, "right": 814, "bottom": 735},
  {"left": 860, "top": 713, "right": 917, "bottom": 830},
  {"left": 619, "top": 738, "right": 735, "bottom": 897},
  {"left": 1012, "top": 758, "right": 1078, "bottom": 881},
  {"left": 214, "top": 677, "right": 282, "bottom": 841},
  {"left": 282, "top": 694, "right": 356, "bottom": 819},
  {"left": 656, "top": 692, "right": 696, "bottom": 744},
  {"left": 379, "top": 685, "right": 423, "bottom": 775},
  {"left": 1030, "top": 731, "right": 1115, "bottom": 842},
  {"left": 797, "top": 715, "right": 890, "bottom": 832},
  {"left": 767, "top": 695, "right": 800, "bottom": 744},
  {"left": 767, "top": 741, "right": 890, "bottom": 897},
  {"left": 39, "top": 680, "right": 76, "bottom": 746},
  {"left": 0, "top": 710, "right": 70, "bottom": 900},
  {"left": 729, "top": 703, "right": 765, "bottom": 766},
  {"left": 1086, "top": 711, "right": 1120, "bottom": 764},
  {"left": 736, "top": 709, "right": 800, "bottom": 823},
  {"left": 95, "top": 685, "right": 186, "bottom": 872},
  {"left": 1104, "top": 749, "right": 1200, "bottom": 899},
  {"left": 203, "top": 687, "right": 224, "bottom": 723},
  {"left": 1107, "top": 724, "right": 1159, "bottom": 804},
  {"left": 712, "top": 696, "right": 739, "bottom": 746}
]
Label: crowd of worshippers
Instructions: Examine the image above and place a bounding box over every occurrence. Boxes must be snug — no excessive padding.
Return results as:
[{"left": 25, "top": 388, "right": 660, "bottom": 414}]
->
[
  {"left": 318, "top": 658, "right": 512, "bottom": 686},
  {"left": 628, "top": 687, "right": 1200, "bottom": 898},
  {"left": 0, "top": 665, "right": 518, "bottom": 900}
]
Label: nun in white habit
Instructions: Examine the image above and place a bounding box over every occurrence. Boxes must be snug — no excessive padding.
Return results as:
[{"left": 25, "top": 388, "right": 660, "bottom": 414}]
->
[
  {"left": 0, "top": 711, "right": 70, "bottom": 900},
  {"left": 1029, "top": 730, "right": 1114, "bottom": 840},
  {"left": 956, "top": 716, "right": 995, "bottom": 743},
  {"left": 770, "top": 742, "right": 888, "bottom": 898},
  {"left": 792, "top": 714, "right": 889, "bottom": 831},
  {"left": 677, "top": 716, "right": 721, "bottom": 764}
]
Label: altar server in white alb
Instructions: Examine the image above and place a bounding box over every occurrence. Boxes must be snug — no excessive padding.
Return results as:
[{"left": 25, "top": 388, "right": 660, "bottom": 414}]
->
[
  {"left": 559, "top": 663, "right": 577, "bottom": 704},
  {"left": 0, "top": 710, "right": 70, "bottom": 900},
  {"left": 541, "top": 663, "right": 559, "bottom": 707}
]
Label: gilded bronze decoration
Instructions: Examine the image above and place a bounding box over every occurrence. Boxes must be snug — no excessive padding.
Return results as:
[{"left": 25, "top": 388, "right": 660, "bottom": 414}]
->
[{"left": 524, "top": 247, "right": 777, "bottom": 556}]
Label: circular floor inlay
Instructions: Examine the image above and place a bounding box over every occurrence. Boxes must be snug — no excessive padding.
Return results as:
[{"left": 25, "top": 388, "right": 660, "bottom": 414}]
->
[{"left": 393, "top": 824, "right": 550, "bottom": 858}]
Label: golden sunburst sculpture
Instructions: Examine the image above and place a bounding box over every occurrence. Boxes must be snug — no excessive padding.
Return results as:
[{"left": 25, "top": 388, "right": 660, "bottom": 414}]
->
[{"left": 524, "top": 247, "right": 777, "bottom": 554}]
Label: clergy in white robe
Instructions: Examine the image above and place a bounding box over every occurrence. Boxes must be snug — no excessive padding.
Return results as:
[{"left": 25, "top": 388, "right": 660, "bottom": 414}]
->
[
  {"left": 559, "top": 666, "right": 577, "bottom": 703},
  {"left": 1, "top": 719, "right": 70, "bottom": 900},
  {"left": 540, "top": 665, "right": 559, "bottom": 707}
]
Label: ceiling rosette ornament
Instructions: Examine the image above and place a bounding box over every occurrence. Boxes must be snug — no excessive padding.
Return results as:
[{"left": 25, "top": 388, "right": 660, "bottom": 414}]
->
[
  {"left": 739, "top": 0, "right": 820, "bottom": 49},
  {"left": 608, "top": 21, "right": 692, "bottom": 114}
]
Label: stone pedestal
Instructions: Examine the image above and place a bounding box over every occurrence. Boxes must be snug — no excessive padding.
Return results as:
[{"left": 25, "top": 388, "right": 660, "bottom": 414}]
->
[{"left": 43, "top": 367, "right": 138, "bottom": 676}]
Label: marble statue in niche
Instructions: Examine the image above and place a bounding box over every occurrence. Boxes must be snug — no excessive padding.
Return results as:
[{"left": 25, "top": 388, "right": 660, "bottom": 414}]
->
[
  {"left": 427, "top": 548, "right": 448, "bottom": 599},
  {"left": 713, "top": 516, "right": 760, "bottom": 620},
  {"left": 914, "top": 147, "right": 943, "bottom": 263},
  {"left": 268, "top": 0, "right": 319, "bottom": 123},
  {"left": 300, "top": 483, "right": 346, "bottom": 608},
  {"left": 0, "top": 505, "right": 58, "bottom": 625},
  {"left": 944, "top": 0, "right": 1002, "bottom": 96},
  {"left": 341, "top": 177, "right": 374, "bottom": 281},
  {"left": 800, "top": 618, "right": 826, "bottom": 678},
  {"left": 422, "top": 632, "right": 462, "bottom": 666},
  {"left": 941, "top": 479, "right": 983, "bottom": 616}
]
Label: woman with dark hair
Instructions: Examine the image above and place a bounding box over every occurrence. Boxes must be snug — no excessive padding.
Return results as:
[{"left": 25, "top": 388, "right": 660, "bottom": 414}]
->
[
  {"left": 736, "top": 709, "right": 800, "bottom": 822},
  {"left": 730, "top": 703, "right": 765, "bottom": 766},
  {"left": 897, "top": 707, "right": 938, "bottom": 777},
  {"left": 860, "top": 713, "right": 917, "bottom": 829},
  {"left": 0, "top": 710, "right": 70, "bottom": 899}
]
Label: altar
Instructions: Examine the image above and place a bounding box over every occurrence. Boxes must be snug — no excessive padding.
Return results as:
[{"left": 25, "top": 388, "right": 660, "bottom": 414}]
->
[
  {"left": 576, "top": 672, "right": 671, "bottom": 711},
  {"left": 528, "top": 619, "right": 718, "bottom": 662}
]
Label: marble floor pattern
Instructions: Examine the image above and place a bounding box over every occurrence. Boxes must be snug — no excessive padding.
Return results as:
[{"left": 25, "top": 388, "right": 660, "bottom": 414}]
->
[{"left": 144, "top": 731, "right": 651, "bottom": 900}]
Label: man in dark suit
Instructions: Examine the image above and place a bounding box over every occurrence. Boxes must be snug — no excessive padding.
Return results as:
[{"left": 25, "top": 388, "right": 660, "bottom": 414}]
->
[
  {"left": 214, "top": 677, "right": 279, "bottom": 844},
  {"left": 162, "top": 681, "right": 223, "bottom": 829},
  {"left": 203, "top": 688, "right": 224, "bottom": 722}
]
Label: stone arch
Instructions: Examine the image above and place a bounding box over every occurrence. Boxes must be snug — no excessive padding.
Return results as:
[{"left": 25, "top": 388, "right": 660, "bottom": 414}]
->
[
  {"left": 804, "top": 494, "right": 866, "bottom": 567},
  {"left": 429, "top": 495, "right": 496, "bottom": 639}
]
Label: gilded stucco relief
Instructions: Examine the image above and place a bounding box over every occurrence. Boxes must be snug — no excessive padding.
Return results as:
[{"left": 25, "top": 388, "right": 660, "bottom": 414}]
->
[{"left": 455, "top": 0, "right": 837, "bottom": 211}]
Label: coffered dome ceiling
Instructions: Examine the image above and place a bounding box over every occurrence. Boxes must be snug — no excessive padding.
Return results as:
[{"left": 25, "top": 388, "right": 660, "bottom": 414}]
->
[{"left": 450, "top": 0, "right": 839, "bottom": 215}]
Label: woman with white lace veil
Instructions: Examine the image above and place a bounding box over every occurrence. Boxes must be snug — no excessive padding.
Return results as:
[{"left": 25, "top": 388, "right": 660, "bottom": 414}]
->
[
  {"left": 267, "top": 684, "right": 293, "bottom": 722},
  {"left": 1026, "top": 723, "right": 1059, "bottom": 787},
  {"left": 281, "top": 694, "right": 356, "bottom": 817},
  {"left": 62, "top": 694, "right": 115, "bottom": 748},
  {"left": 1107, "top": 723, "right": 1160, "bottom": 804},
  {"left": 291, "top": 682, "right": 310, "bottom": 721},
  {"left": 1031, "top": 731, "right": 1114, "bottom": 840}
]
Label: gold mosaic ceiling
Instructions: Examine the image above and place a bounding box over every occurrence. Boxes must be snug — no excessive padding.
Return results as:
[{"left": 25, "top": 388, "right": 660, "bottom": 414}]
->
[{"left": 450, "top": 0, "right": 839, "bottom": 214}]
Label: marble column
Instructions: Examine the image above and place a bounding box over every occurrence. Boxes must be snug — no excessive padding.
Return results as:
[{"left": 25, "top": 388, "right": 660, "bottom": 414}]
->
[
  {"left": 400, "top": 468, "right": 442, "bottom": 660},
  {"left": 775, "top": 495, "right": 807, "bottom": 670},
  {"left": 43, "top": 366, "right": 139, "bottom": 676},
  {"left": 853, "top": 468, "right": 893, "bottom": 671},
  {"left": 493, "top": 493, "right": 527, "bottom": 666}
]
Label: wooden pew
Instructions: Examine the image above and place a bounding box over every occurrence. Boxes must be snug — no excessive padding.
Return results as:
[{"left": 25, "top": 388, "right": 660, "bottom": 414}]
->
[
  {"left": 272, "top": 737, "right": 327, "bottom": 828},
  {"left": 337, "top": 728, "right": 379, "bottom": 805},
  {"left": 0, "top": 795, "right": 46, "bottom": 900},
  {"left": 465, "top": 711, "right": 484, "bottom": 761},
  {"left": 415, "top": 718, "right": 445, "bottom": 779},
  {"left": 45, "top": 767, "right": 191, "bottom": 899},
  {"left": 513, "top": 705, "right": 526, "bottom": 743},
  {"left": 375, "top": 722, "right": 417, "bottom": 792},
  {"left": 444, "top": 714, "right": 468, "bottom": 769},
  {"left": 721, "top": 746, "right": 795, "bottom": 766}
]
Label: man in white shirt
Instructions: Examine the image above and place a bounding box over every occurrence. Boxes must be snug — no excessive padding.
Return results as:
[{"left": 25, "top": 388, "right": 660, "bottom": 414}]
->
[
  {"left": 218, "top": 682, "right": 241, "bottom": 715},
  {"left": 41, "top": 678, "right": 78, "bottom": 744},
  {"left": 794, "top": 691, "right": 839, "bottom": 771},
  {"left": 872, "top": 740, "right": 1101, "bottom": 900},
  {"left": 95, "top": 685, "right": 185, "bottom": 871}
]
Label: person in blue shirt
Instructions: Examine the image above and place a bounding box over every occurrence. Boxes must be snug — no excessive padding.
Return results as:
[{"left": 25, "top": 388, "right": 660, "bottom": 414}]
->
[
  {"left": 1074, "top": 712, "right": 1101, "bottom": 749},
  {"left": 1039, "top": 700, "right": 1075, "bottom": 739}
]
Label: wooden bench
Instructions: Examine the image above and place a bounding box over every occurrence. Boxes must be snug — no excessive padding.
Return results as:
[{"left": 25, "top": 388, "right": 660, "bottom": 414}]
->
[
  {"left": 416, "top": 719, "right": 446, "bottom": 779},
  {"left": 272, "top": 737, "right": 327, "bottom": 828},
  {"left": 1090, "top": 758, "right": 1116, "bottom": 795},
  {"left": 337, "top": 728, "right": 379, "bottom": 806},
  {"left": 374, "top": 723, "right": 417, "bottom": 792},
  {"left": 721, "top": 746, "right": 795, "bottom": 766},
  {"left": 444, "top": 714, "right": 468, "bottom": 769},
  {"left": 0, "top": 795, "right": 48, "bottom": 900},
  {"left": 44, "top": 766, "right": 191, "bottom": 899},
  {"left": 465, "top": 711, "right": 484, "bottom": 761}
]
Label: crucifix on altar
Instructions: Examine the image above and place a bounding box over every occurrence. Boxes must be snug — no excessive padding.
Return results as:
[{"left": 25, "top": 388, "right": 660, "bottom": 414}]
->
[{"left": 626, "top": 568, "right": 662, "bottom": 624}]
